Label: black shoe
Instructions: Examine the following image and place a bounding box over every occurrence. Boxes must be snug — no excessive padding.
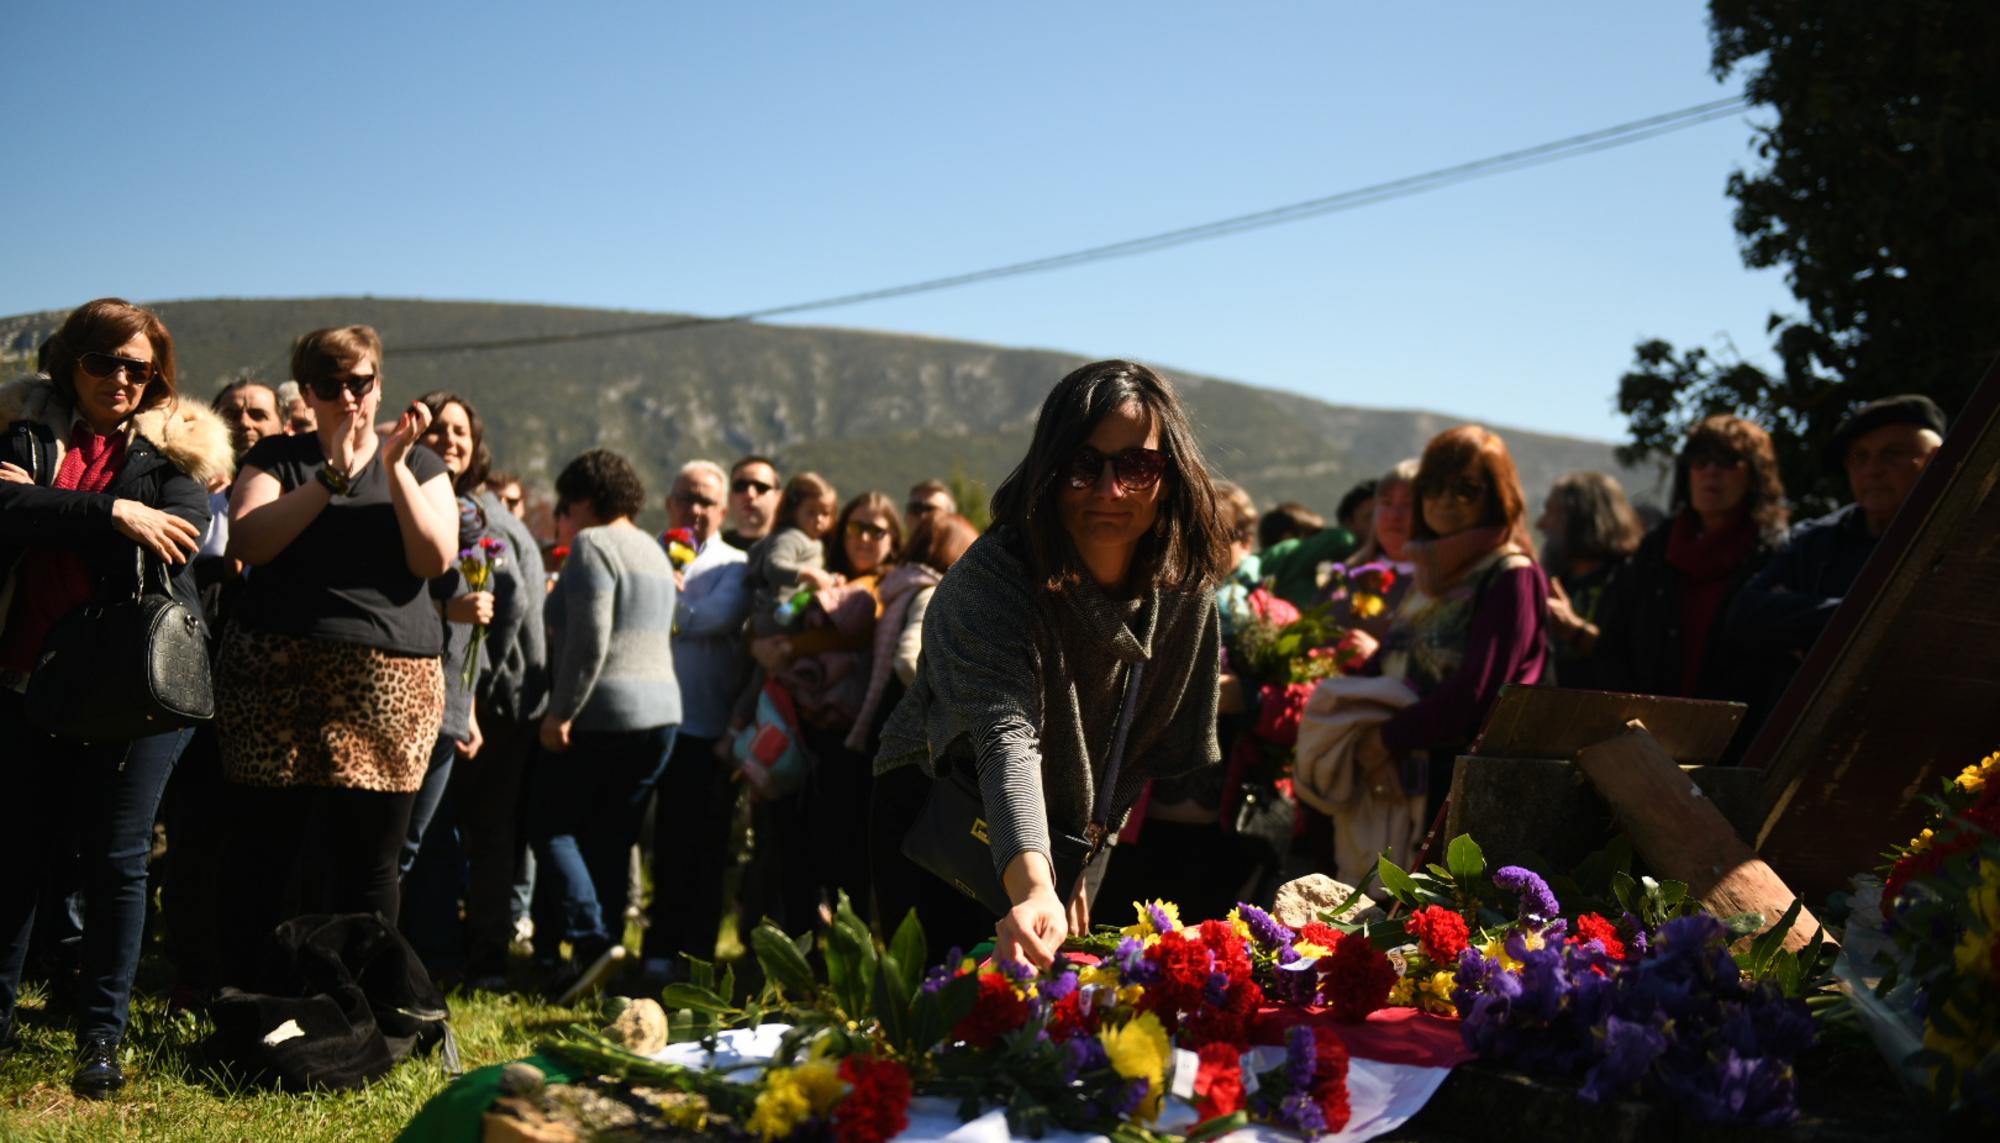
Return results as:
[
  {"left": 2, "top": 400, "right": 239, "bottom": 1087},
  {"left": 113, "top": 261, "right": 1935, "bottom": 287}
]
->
[
  {"left": 0, "top": 1013, "right": 17, "bottom": 1053},
  {"left": 71, "top": 1035, "right": 124, "bottom": 1099}
]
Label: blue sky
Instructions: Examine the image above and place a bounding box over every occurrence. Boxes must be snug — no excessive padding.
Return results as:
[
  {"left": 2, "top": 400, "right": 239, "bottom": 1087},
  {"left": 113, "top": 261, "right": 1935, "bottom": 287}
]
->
[{"left": 3, "top": 2, "right": 1792, "bottom": 443}]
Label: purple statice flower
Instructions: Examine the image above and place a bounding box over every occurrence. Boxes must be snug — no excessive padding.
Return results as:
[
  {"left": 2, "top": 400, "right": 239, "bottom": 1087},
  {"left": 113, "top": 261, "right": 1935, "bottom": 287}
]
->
[
  {"left": 1579, "top": 1014, "right": 1668, "bottom": 1103},
  {"left": 1204, "top": 971, "right": 1232, "bottom": 1007},
  {"left": 1061, "top": 1036, "right": 1110, "bottom": 1083},
  {"left": 1619, "top": 913, "right": 1649, "bottom": 957},
  {"left": 1112, "top": 937, "right": 1160, "bottom": 985},
  {"left": 1275, "top": 942, "right": 1302, "bottom": 966},
  {"left": 1660, "top": 1048, "right": 1800, "bottom": 1126},
  {"left": 1146, "top": 902, "right": 1179, "bottom": 935},
  {"left": 1493, "top": 865, "right": 1560, "bottom": 923},
  {"left": 1108, "top": 1078, "right": 1149, "bottom": 1118},
  {"left": 1285, "top": 1025, "right": 1317, "bottom": 1092},
  {"left": 1272, "top": 958, "right": 1321, "bottom": 1006},
  {"left": 921, "top": 964, "right": 955, "bottom": 995},
  {"left": 1235, "top": 903, "right": 1295, "bottom": 949},
  {"left": 1278, "top": 1092, "right": 1326, "bottom": 1137},
  {"left": 996, "top": 958, "right": 1037, "bottom": 985},
  {"left": 1042, "top": 970, "right": 1080, "bottom": 1004}
]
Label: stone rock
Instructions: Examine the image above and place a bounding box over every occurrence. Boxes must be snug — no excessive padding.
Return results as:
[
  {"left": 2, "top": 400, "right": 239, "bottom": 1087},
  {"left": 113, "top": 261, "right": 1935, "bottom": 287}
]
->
[
  {"left": 601, "top": 997, "right": 669, "bottom": 1055},
  {"left": 1271, "top": 874, "right": 1383, "bottom": 928},
  {"left": 498, "top": 1061, "right": 546, "bottom": 1096},
  {"left": 482, "top": 1096, "right": 582, "bottom": 1143}
]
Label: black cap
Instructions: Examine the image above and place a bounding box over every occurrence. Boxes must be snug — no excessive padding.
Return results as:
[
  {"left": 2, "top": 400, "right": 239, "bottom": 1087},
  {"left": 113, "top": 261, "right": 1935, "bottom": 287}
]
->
[{"left": 1824, "top": 394, "right": 1947, "bottom": 471}]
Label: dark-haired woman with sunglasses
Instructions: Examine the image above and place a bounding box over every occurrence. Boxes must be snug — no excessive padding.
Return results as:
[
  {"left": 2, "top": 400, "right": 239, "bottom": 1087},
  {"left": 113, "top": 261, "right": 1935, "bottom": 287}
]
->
[
  {"left": 876, "top": 360, "right": 1229, "bottom": 968},
  {"left": 215, "top": 325, "right": 459, "bottom": 984},
  {"left": 0, "top": 298, "right": 234, "bottom": 1097}
]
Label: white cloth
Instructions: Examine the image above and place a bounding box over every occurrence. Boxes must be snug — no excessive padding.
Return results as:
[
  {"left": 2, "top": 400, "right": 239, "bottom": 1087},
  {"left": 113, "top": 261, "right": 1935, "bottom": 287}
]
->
[
  {"left": 652, "top": 1025, "right": 1450, "bottom": 1143},
  {"left": 1292, "top": 675, "right": 1427, "bottom": 884}
]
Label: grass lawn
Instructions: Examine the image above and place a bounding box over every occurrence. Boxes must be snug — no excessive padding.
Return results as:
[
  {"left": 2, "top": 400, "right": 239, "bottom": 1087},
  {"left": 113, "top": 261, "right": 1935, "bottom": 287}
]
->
[{"left": 0, "top": 971, "right": 592, "bottom": 1143}]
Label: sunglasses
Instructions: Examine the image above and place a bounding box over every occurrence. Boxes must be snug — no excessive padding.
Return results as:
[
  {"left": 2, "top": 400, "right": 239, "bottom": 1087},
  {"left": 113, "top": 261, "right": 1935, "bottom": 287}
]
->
[
  {"left": 731, "top": 478, "right": 775, "bottom": 496},
  {"left": 501, "top": 494, "right": 523, "bottom": 509},
  {"left": 1418, "top": 477, "right": 1487, "bottom": 506},
  {"left": 1686, "top": 450, "right": 1746, "bottom": 471},
  {"left": 306, "top": 371, "right": 377, "bottom": 402},
  {"left": 1067, "top": 445, "right": 1167, "bottom": 492},
  {"left": 77, "top": 352, "right": 159, "bottom": 384},
  {"left": 847, "top": 520, "right": 891, "bottom": 542}
]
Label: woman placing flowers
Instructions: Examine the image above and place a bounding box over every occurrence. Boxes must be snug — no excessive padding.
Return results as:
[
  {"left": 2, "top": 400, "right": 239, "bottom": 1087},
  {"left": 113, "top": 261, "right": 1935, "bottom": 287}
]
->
[{"left": 875, "top": 360, "right": 1229, "bottom": 966}]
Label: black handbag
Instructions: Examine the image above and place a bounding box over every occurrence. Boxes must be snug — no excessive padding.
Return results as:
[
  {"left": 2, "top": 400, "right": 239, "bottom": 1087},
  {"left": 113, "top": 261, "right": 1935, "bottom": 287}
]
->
[
  {"left": 26, "top": 547, "right": 214, "bottom": 742},
  {"left": 901, "top": 661, "right": 1146, "bottom": 915}
]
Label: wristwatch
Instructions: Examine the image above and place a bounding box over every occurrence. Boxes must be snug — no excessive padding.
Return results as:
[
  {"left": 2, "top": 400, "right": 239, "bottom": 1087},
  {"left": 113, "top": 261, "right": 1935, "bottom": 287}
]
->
[{"left": 316, "top": 462, "right": 354, "bottom": 496}]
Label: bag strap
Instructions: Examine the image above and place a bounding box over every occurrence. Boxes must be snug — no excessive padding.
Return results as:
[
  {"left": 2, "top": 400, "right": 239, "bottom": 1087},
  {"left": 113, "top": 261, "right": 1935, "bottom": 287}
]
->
[{"left": 1087, "top": 659, "right": 1146, "bottom": 830}]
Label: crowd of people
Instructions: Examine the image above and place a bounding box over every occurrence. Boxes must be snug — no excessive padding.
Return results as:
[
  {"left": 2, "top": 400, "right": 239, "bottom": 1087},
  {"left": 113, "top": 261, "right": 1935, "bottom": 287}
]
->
[{"left": 0, "top": 300, "right": 1951, "bottom": 1097}]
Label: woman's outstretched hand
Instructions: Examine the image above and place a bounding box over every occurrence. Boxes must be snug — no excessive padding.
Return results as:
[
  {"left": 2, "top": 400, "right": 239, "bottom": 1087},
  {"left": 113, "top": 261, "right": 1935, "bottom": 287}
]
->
[
  {"left": 379, "top": 401, "right": 433, "bottom": 469},
  {"left": 995, "top": 851, "right": 1067, "bottom": 968},
  {"left": 111, "top": 499, "right": 202, "bottom": 564}
]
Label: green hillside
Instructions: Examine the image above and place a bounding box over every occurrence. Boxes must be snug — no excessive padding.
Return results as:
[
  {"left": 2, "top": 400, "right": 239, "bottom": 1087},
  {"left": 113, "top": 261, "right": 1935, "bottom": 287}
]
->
[{"left": 0, "top": 298, "right": 1657, "bottom": 528}]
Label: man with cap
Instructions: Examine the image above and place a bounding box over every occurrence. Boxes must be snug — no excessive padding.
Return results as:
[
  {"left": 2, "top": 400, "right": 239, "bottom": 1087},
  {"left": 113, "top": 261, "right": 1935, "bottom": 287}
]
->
[{"left": 1728, "top": 393, "right": 1947, "bottom": 659}]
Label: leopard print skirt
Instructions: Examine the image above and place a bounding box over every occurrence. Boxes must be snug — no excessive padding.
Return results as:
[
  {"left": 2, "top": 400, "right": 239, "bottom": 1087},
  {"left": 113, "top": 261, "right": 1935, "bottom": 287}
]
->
[{"left": 216, "top": 626, "right": 445, "bottom": 793}]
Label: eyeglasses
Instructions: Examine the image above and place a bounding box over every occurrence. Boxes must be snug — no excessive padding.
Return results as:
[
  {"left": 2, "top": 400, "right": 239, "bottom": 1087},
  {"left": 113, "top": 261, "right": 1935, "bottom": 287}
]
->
[
  {"left": 306, "top": 371, "right": 377, "bottom": 402},
  {"left": 1067, "top": 445, "right": 1167, "bottom": 492},
  {"left": 672, "top": 492, "right": 721, "bottom": 509},
  {"left": 501, "top": 494, "right": 523, "bottom": 510},
  {"left": 1418, "top": 477, "right": 1487, "bottom": 506},
  {"left": 77, "top": 352, "right": 159, "bottom": 384},
  {"left": 1686, "top": 450, "right": 1746, "bottom": 472},
  {"left": 731, "top": 478, "right": 774, "bottom": 497},
  {"left": 847, "top": 520, "right": 891, "bottom": 542}
]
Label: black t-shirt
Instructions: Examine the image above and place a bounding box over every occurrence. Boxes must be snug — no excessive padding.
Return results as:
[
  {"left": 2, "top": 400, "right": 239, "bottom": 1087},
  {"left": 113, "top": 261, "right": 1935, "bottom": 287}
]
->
[{"left": 237, "top": 433, "right": 452, "bottom": 656}]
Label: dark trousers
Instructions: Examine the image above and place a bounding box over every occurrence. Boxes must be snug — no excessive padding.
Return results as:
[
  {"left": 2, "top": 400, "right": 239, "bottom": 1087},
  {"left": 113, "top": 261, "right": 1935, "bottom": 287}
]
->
[
  {"left": 400, "top": 735, "right": 458, "bottom": 875},
  {"left": 867, "top": 763, "right": 1003, "bottom": 950},
  {"left": 804, "top": 724, "right": 876, "bottom": 918},
  {"left": 0, "top": 692, "right": 188, "bottom": 1041},
  {"left": 526, "top": 724, "right": 675, "bottom": 956},
  {"left": 221, "top": 783, "right": 418, "bottom": 984},
  {"left": 161, "top": 722, "right": 230, "bottom": 995},
  {"left": 641, "top": 733, "right": 737, "bottom": 965},
  {"left": 739, "top": 792, "right": 823, "bottom": 938},
  {"left": 402, "top": 706, "right": 537, "bottom": 977}
]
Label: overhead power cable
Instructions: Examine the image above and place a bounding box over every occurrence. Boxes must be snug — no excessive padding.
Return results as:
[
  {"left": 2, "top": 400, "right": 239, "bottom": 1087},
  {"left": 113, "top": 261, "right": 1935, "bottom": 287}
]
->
[{"left": 400, "top": 95, "right": 1751, "bottom": 357}]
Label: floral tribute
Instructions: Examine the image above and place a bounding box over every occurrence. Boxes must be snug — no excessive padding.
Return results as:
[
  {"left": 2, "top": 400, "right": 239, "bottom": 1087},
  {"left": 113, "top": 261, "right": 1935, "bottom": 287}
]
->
[
  {"left": 1876, "top": 748, "right": 2000, "bottom": 1123},
  {"left": 1316, "top": 560, "right": 1399, "bottom": 624},
  {"left": 662, "top": 526, "right": 699, "bottom": 570},
  {"left": 454, "top": 535, "right": 505, "bottom": 688}
]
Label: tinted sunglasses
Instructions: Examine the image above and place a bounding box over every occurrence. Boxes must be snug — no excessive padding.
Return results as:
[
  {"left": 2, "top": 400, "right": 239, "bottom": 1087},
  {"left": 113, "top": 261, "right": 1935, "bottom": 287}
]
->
[
  {"left": 1418, "top": 477, "right": 1487, "bottom": 505},
  {"left": 1686, "top": 449, "right": 1746, "bottom": 471},
  {"left": 847, "top": 520, "right": 891, "bottom": 542},
  {"left": 306, "top": 371, "right": 377, "bottom": 402},
  {"left": 731, "top": 478, "right": 775, "bottom": 496},
  {"left": 1067, "top": 445, "right": 1167, "bottom": 492},
  {"left": 76, "top": 352, "right": 159, "bottom": 384}
]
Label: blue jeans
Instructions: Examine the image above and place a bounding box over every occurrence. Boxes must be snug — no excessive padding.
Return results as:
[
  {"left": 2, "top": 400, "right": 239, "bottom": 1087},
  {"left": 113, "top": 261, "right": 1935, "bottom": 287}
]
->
[
  {"left": 401, "top": 735, "right": 458, "bottom": 876},
  {"left": 526, "top": 724, "right": 675, "bottom": 956},
  {"left": 0, "top": 691, "right": 190, "bottom": 1041}
]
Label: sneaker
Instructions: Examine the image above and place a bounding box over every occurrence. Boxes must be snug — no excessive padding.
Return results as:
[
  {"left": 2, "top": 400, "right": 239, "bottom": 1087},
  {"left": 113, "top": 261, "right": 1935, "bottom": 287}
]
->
[
  {"left": 71, "top": 1035, "right": 123, "bottom": 1099},
  {"left": 553, "top": 943, "right": 628, "bottom": 1006}
]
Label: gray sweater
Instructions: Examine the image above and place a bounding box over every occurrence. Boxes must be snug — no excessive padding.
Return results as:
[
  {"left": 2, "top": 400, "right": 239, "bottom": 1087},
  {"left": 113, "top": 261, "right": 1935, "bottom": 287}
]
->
[
  {"left": 546, "top": 524, "right": 680, "bottom": 732},
  {"left": 877, "top": 528, "right": 1223, "bottom": 880},
  {"left": 473, "top": 488, "right": 549, "bottom": 723}
]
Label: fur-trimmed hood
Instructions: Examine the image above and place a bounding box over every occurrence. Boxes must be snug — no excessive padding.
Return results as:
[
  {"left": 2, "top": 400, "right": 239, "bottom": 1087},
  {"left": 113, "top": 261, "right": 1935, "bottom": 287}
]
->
[{"left": 0, "top": 373, "right": 235, "bottom": 487}]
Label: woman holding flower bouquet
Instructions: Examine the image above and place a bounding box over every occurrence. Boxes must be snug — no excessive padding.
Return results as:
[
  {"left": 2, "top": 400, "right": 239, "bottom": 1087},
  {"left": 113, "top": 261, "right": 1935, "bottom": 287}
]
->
[
  {"left": 876, "top": 360, "right": 1228, "bottom": 967},
  {"left": 217, "top": 325, "right": 458, "bottom": 981}
]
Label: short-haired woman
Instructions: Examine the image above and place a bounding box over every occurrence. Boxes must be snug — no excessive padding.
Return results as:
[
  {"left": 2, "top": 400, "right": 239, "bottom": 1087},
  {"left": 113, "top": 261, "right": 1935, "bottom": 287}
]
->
[
  {"left": 1354, "top": 426, "right": 1551, "bottom": 828},
  {"left": 1593, "top": 415, "right": 1787, "bottom": 706},
  {"left": 0, "top": 299, "right": 232, "bottom": 1096},
  {"left": 217, "top": 325, "right": 458, "bottom": 983},
  {"left": 1535, "top": 471, "right": 1646, "bottom": 688},
  {"left": 876, "top": 360, "right": 1228, "bottom": 966},
  {"left": 527, "top": 448, "right": 679, "bottom": 997}
]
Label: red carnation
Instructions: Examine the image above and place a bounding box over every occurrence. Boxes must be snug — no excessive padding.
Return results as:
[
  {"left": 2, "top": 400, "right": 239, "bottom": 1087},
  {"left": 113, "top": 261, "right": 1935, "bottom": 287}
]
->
[
  {"left": 1296, "top": 921, "right": 1342, "bottom": 950},
  {"left": 1567, "top": 912, "right": 1628, "bottom": 961},
  {"left": 1312, "top": 1024, "right": 1353, "bottom": 1132},
  {"left": 1046, "top": 989, "right": 1098, "bottom": 1042},
  {"left": 1317, "top": 932, "right": 1397, "bottom": 1023},
  {"left": 833, "top": 1055, "right": 912, "bottom": 1143},
  {"left": 1403, "top": 906, "right": 1470, "bottom": 964},
  {"left": 950, "top": 971, "right": 1030, "bottom": 1049},
  {"left": 1190, "top": 1042, "right": 1245, "bottom": 1122},
  {"left": 1140, "top": 923, "right": 1264, "bottom": 1049}
]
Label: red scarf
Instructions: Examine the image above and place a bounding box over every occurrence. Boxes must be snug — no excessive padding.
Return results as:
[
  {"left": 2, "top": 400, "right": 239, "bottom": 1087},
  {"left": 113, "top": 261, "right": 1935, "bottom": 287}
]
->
[
  {"left": 0, "top": 425, "right": 129, "bottom": 673},
  {"left": 1664, "top": 507, "right": 1755, "bottom": 696}
]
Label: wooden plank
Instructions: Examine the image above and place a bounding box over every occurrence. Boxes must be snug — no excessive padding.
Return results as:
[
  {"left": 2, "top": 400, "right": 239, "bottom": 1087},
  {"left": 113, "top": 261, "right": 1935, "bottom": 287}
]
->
[
  {"left": 1577, "top": 723, "right": 1820, "bottom": 951},
  {"left": 1471, "top": 685, "right": 1745, "bottom": 765},
  {"left": 1751, "top": 361, "right": 2000, "bottom": 900}
]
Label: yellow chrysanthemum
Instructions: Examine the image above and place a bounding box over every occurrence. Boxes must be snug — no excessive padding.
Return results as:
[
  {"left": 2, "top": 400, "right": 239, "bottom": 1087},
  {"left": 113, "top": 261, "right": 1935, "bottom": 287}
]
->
[
  {"left": 1351, "top": 593, "right": 1386, "bottom": 620},
  {"left": 1225, "top": 907, "right": 1253, "bottom": 940},
  {"left": 1387, "top": 976, "right": 1415, "bottom": 1007},
  {"left": 1419, "top": 970, "right": 1459, "bottom": 1016},
  {"left": 1481, "top": 937, "right": 1525, "bottom": 974},
  {"left": 1119, "top": 900, "right": 1183, "bottom": 940},
  {"left": 1907, "top": 827, "right": 1936, "bottom": 855},
  {"left": 1099, "top": 1012, "right": 1171, "bottom": 1121},
  {"left": 1955, "top": 751, "right": 2000, "bottom": 794},
  {"left": 748, "top": 1068, "right": 816, "bottom": 1141},
  {"left": 1079, "top": 965, "right": 1121, "bottom": 990},
  {"left": 1117, "top": 984, "right": 1147, "bottom": 1008}
]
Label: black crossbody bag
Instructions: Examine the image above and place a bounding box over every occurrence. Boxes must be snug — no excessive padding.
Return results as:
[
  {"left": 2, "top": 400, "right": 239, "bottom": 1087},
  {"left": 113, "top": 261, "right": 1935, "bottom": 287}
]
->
[
  {"left": 901, "top": 661, "right": 1146, "bottom": 915},
  {"left": 27, "top": 547, "right": 214, "bottom": 743}
]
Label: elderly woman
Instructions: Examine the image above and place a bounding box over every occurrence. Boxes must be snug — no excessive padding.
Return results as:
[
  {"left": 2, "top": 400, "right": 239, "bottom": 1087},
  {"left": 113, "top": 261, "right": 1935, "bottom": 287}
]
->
[
  {"left": 876, "top": 360, "right": 1229, "bottom": 966},
  {"left": 0, "top": 299, "right": 232, "bottom": 1097},
  {"left": 1534, "top": 471, "right": 1646, "bottom": 688},
  {"left": 527, "top": 448, "right": 679, "bottom": 999},
  {"left": 217, "top": 325, "right": 457, "bottom": 983}
]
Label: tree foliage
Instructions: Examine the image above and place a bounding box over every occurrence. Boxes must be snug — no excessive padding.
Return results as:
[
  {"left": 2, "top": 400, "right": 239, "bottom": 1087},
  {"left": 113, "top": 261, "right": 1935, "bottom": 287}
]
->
[{"left": 1620, "top": 0, "right": 2000, "bottom": 509}]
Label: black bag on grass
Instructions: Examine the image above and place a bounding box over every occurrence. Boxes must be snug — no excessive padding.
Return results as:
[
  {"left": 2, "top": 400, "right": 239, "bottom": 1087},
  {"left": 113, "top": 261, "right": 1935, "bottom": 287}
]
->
[{"left": 207, "top": 913, "right": 457, "bottom": 1091}]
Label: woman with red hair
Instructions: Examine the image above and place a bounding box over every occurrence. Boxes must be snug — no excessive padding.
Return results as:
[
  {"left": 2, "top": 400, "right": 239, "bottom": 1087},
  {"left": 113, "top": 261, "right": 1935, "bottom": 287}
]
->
[{"left": 1353, "top": 426, "right": 1550, "bottom": 824}]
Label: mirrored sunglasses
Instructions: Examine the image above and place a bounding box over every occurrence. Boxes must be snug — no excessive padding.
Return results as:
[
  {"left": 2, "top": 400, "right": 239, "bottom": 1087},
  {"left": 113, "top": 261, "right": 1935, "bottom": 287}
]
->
[{"left": 1067, "top": 445, "right": 1167, "bottom": 492}]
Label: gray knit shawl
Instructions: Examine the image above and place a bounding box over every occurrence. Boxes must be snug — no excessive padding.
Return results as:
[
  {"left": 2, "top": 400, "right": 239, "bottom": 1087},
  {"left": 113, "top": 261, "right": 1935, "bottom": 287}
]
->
[{"left": 876, "top": 528, "right": 1222, "bottom": 878}]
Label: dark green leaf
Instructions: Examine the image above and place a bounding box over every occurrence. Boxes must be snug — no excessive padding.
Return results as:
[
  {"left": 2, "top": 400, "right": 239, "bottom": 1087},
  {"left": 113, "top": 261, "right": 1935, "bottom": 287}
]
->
[
  {"left": 1446, "top": 834, "right": 1486, "bottom": 885},
  {"left": 875, "top": 955, "right": 911, "bottom": 1052},
  {"left": 1377, "top": 854, "right": 1419, "bottom": 904},
  {"left": 658, "top": 983, "right": 735, "bottom": 1015},
  {"left": 888, "top": 909, "right": 927, "bottom": 1006},
  {"left": 1719, "top": 911, "right": 1766, "bottom": 939},
  {"left": 1749, "top": 898, "right": 1804, "bottom": 978},
  {"left": 750, "top": 920, "right": 818, "bottom": 999}
]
